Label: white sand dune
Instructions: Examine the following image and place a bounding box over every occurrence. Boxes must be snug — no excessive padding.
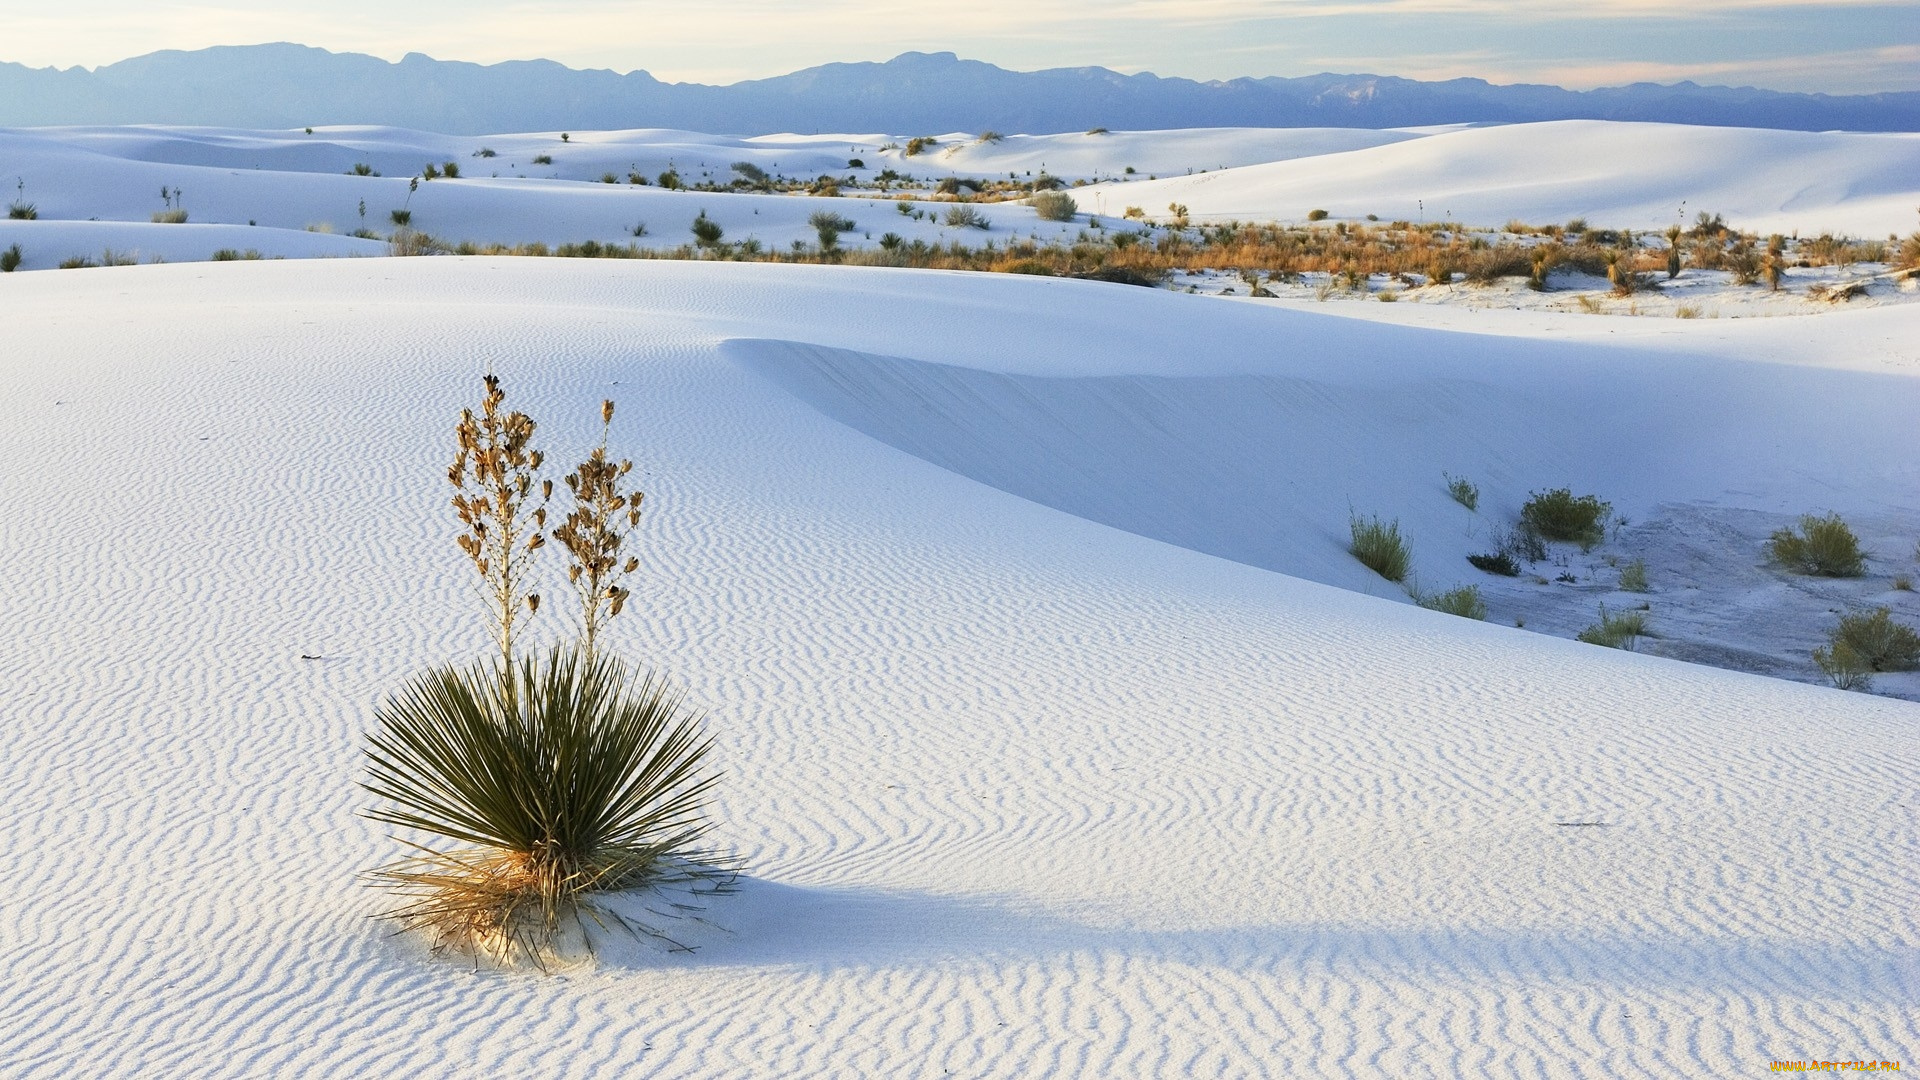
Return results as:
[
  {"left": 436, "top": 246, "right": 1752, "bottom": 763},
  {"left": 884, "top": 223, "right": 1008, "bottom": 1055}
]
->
[
  {"left": 3, "top": 121, "right": 1915, "bottom": 271},
  {"left": 1085, "top": 120, "right": 1920, "bottom": 235},
  {"left": 0, "top": 257, "right": 1912, "bottom": 1078}
]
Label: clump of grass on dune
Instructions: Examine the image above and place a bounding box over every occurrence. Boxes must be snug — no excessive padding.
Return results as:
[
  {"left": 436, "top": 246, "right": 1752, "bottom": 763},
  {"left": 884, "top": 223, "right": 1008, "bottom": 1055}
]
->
[
  {"left": 1350, "top": 513, "right": 1411, "bottom": 582},
  {"left": 1577, "top": 603, "right": 1647, "bottom": 650},
  {"left": 364, "top": 376, "right": 732, "bottom": 968},
  {"left": 1416, "top": 584, "right": 1487, "bottom": 620}
]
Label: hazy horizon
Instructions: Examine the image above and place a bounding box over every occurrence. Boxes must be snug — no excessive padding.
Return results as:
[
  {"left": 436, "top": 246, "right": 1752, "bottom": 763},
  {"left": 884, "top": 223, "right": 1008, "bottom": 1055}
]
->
[{"left": 5, "top": 0, "right": 1917, "bottom": 95}]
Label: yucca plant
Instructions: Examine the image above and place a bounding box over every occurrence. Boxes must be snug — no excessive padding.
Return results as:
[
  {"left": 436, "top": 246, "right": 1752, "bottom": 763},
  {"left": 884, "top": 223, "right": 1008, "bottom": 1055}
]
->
[
  {"left": 366, "top": 375, "right": 732, "bottom": 968},
  {"left": 364, "top": 646, "right": 727, "bottom": 965}
]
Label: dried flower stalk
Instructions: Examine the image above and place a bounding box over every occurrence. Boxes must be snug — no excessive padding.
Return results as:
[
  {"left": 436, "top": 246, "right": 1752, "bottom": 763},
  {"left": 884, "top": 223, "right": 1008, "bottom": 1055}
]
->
[
  {"left": 552, "top": 400, "right": 642, "bottom": 660},
  {"left": 450, "top": 374, "right": 549, "bottom": 672}
]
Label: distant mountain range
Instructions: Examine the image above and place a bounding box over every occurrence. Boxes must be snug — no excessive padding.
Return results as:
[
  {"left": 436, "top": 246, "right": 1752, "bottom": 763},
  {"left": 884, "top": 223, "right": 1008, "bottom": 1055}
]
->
[{"left": 3, "top": 44, "right": 1917, "bottom": 134}]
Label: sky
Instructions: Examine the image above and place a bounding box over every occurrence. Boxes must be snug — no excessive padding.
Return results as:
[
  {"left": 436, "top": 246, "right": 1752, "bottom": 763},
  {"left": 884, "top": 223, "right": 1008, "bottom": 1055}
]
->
[{"left": 5, "top": 0, "right": 1918, "bottom": 94}]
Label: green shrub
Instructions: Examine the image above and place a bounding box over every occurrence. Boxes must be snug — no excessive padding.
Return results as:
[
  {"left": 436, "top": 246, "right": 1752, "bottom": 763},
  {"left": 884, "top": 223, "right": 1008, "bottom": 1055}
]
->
[
  {"left": 1577, "top": 604, "right": 1647, "bottom": 650},
  {"left": 1443, "top": 472, "right": 1478, "bottom": 511},
  {"left": 1767, "top": 513, "right": 1866, "bottom": 577},
  {"left": 349, "top": 163, "right": 379, "bottom": 176},
  {"left": 421, "top": 163, "right": 441, "bottom": 181},
  {"left": 1618, "top": 558, "right": 1649, "bottom": 592},
  {"left": 533, "top": 154, "right": 554, "bottom": 166},
  {"left": 58, "top": 255, "right": 97, "bottom": 269},
  {"left": 0, "top": 244, "right": 20, "bottom": 272},
  {"left": 809, "top": 210, "right": 856, "bottom": 251},
  {"left": 1417, "top": 585, "right": 1486, "bottom": 620},
  {"left": 1031, "top": 191, "right": 1078, "bottom": 222},
  {"left": 1349, "top": 514, "right": 1411, "bottom": 582},
  {"left": 1467, "top": 551, "right": 1519, "bottom": 576},
  {"left": 390, "top": 208, "right": 413, "bottom": 227},
  {"left": 1520, "top": 488, "right": 1612, "bottom": 549},
  {"left": 1823, "top": 607, "right": 1920, "bottom": 672},
  {"left": 442, "top": 161, "right": 460, "bottom": 179},
  {"left": 904, "top": 136, "right": 937, "bottom": 156},
  {"left": 1307, "top": 209, "right": 1329, "bottom": 221},
  {"left": 601, "top": 172, "right": 618, "bottom": 184},
  {"left": 1812, "top": 640, "right": 1874, "bottom": 691},
  {"left": 210, "top": 248, "right": 264, "bottom": 261},
  {"left": 690, "top": 213, "right": 724, "bottom": 247}
]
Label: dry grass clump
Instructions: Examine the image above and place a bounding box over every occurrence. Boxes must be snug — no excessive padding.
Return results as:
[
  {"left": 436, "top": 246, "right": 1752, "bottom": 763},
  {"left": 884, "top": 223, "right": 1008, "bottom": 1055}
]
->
[
  {"left": 367, "top": 376, "right": 730, "bottom": 968},
  {"left": 1617, "top": 558, "right": 1649, "bottom": 593},
  {"left": 1443, "top": 472, "right": 1478, "bottom": 511},
  {"left": 1349, "top": 513, "right": 1411, "bottom": 582},
  {"left": 1767, "top": 513, "right": 1866, "bottom": 577}
]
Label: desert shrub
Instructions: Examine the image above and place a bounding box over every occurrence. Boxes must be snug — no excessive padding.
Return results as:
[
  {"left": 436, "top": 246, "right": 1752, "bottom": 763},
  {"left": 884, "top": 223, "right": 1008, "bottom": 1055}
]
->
[
  {"left": 391, "top": 208, "right": 413, "bottom": 227},
  {"left": 943, "top": 205, "right": 989, "bottom": 230},
  {"left": 475, "top": 147, "right": 497, "bottom": 158},
  {"left": 878, "top": 232, "right": 903, "bottom": 250},
  {"left": 601, "top": 172, "right": 618, "bottom": 184},
  {"left": 0, "top": 244, "right": 20, "bottom": 272},
  {"left": 976, "top": 130, "right": 1004, "bottom": 143},
  {"left": 1307, "top": 209, "right": 1329, "bottom": 221},
  {"left": 1577, "top": 604, "right": 1647, "bottom": 650},
  {"left": 809, "top": 210, "right": 856, "bottom": 251},
  {"left": 350, "top": 163, "right": 379, "bottom": 176},
  {"left": 443, "top": 161, "right": 460, "bottom": 179},
  {"left": 151, "top": 208, "right": 189, "bottom": 224},
  {"left": 99, "top": 248, "right": 138, "bottom": 266},
  {"left": 1349, "top": 514, "right": 1411, "bottom": 582},
  {"left": 1894, "top": 574, "right": 1913, "bottom": 592},
  {"left": 1467, "top": 551, "right": 1519, "bottom": 576},
  {"left": 1086, "top": 127, "right": 1109, "bottom": 135},
  {"left": 6, "top": 201, "right": 35, "bottom": 219},
  {"left": 1900, "top": 231, "right": 1920, "bottom": 270},
  {"left": 1767, "top": 513, "right": 1866, "bottom": 577},
  {"left": 690, "top": 212, "right": 724, "bottom": 247},
  {"left": 1618, "top": 558, "right": 1649, "bottom": 592},
  {"left": 210, "top": 248, "right": 264, "bottom": 261},
  {"left": 389, "top": 229, "right": 444, "bottom": 257},
  {"left": 58, "top": 256, "right": 97, "bottom": 269},
  {"left": 533, "top": 154, "right": 554, "bottom": 165},
  {"left": 1417, "top": 585, "right": 1487, "bottom": 620},
  {"left": 730, "top": 161, "right": 768, "bottom": 186},
  {"left": 1029, "top": 191, "right": 1077, "bottom": 222},
  {"left": 904, "top": 137, "right": 937, "bottom": 156},
  {"left": 422, "top": 163, "right": 441, "bottom": 181},
  {"left": 1520, "top": 488, "right": 1612, "bottom": 549},
  {"left": 1823, "top": 607, "right": 1920, "bottom": 672},
  {"left": 1443, "top": 472, "right": 1478, "bottom": 511},
  {"left": 1813, "top": 640, "right": 1875, "bottom": 691}
]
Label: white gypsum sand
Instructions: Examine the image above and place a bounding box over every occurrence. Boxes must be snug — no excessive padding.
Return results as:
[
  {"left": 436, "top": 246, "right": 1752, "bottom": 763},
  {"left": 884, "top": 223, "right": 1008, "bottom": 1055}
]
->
[{"left": 0, "top": 257, "right": 1913, "bottom": 1078}]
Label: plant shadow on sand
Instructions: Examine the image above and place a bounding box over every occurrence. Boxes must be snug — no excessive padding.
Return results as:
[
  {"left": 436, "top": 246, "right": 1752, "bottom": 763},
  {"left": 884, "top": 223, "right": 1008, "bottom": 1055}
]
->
[{"left": 587, "top": 877, "right": 1913, "bottom": 1004}]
